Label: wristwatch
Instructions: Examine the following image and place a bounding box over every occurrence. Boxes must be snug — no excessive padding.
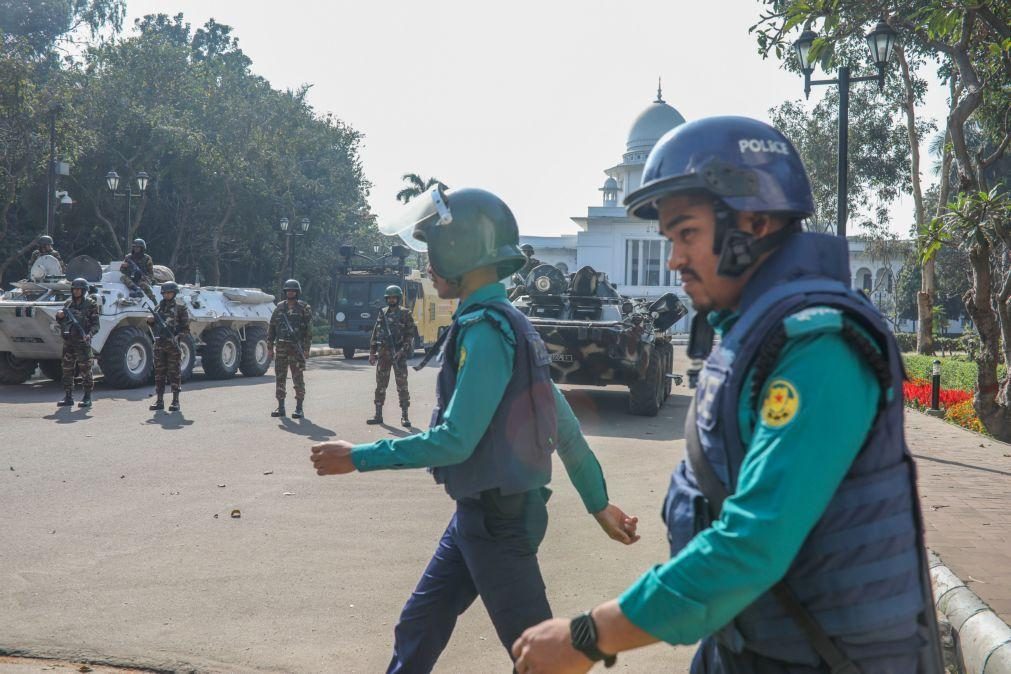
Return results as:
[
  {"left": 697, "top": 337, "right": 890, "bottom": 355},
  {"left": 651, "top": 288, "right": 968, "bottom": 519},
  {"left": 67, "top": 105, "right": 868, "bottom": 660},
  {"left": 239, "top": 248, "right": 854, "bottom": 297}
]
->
[{"left": 570, "top": 611, "right": 617, "bottom": 668}]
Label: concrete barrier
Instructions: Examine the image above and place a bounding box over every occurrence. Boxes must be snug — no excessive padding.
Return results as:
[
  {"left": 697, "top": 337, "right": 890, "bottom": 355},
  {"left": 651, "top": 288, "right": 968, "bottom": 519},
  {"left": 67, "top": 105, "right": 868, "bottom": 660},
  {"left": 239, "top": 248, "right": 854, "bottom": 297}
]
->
[{"left": 931, "top": 551, "right": 1011, "bottom": 673}]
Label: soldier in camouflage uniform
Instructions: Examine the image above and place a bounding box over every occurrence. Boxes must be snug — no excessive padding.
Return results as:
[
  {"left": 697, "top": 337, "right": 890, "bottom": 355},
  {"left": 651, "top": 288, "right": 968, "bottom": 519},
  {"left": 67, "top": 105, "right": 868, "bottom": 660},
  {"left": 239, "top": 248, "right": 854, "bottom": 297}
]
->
[
  {"left": 267, "top": 279, "right": 312, "bottom": 419},
  {"left": 119, "top": 238, "right": 157, "bottom": 302},
  {"left": 367, "top": 284, "right": 418, "bottom": 427},
  {"left": 29, "top": 235, "right": 66, "bottom": 272},
  {"left": 55, "top": 278, "right": 100, "bottom": 408},
  {"left": 146, "top": 281, "right": 190, "bottom": 412},
  {"left": 517, "top": 244, "right": 542, "bottom": 278}
]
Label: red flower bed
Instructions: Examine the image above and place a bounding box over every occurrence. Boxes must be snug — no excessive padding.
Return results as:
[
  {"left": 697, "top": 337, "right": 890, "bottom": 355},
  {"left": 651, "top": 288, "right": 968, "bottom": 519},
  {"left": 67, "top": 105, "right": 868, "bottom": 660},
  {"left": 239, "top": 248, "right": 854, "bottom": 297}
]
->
[{"left": 902, "top": 378, "right": 972, "bottom": 410}]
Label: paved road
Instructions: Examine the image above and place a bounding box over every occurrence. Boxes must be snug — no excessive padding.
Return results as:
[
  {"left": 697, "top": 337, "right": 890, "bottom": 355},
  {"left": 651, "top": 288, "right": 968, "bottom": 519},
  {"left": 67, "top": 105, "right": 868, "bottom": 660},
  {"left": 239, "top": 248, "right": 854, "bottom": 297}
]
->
[{"left": 0, "top": 355, "right": 696, "bottom": 672}]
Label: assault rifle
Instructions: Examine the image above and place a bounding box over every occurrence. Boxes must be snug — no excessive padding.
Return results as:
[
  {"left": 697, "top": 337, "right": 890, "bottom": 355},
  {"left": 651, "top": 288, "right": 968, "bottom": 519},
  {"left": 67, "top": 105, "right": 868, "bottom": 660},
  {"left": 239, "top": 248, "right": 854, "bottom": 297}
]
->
[
  {"left": 146, "top": 303, "right": 179, "bottom": 347},
  {"left": 60, "top": 303, "right": 89, "bottom": 341},
  {"left": 124, "top": 256, "right": 147, "bottom": 282},
  {"left": 278, "top": 308, "right": 306, "bottom": 360},
  {"left": 380, "top": 309, "right": 408, "bottom": 363}
]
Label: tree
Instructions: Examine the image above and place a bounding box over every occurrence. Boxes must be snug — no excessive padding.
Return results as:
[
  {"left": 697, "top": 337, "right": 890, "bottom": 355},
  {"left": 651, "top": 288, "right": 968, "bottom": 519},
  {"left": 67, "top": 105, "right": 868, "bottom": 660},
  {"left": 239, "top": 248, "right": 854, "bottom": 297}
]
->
[
  {"left": 752, "top": 0, "right": 1011, "bottom": 438},
  {"left": 395, "top": 173, "right": 447, "bottom": 203}
]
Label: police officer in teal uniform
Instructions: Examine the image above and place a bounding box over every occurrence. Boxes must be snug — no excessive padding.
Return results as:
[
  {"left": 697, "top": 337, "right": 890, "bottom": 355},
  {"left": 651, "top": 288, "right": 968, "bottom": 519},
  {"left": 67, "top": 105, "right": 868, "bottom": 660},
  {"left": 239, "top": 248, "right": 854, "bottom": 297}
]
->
[
  {"left": 310, "top": 186, "right": 640, "bottom": 673},
  {"left": 512, "top": 117, "right": 943, "bottom": 673}
]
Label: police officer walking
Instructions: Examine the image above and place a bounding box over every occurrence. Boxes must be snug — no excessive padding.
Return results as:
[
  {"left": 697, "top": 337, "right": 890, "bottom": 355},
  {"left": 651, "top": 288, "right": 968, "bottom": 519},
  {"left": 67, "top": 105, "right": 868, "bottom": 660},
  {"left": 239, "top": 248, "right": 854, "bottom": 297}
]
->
[
  {"left": 267, "top": 279, "right": 312, "bottom": 419},
  {"left": 512, "top": 117, "right": 943, "bottom": 673},
  {"left": 55, "top": 278, "right": 99, "bottom": 408},
  {"left": 146, "top": 281, "right": 190, "bottom": 412},
  {"left": 119, "top": 238, "right": 157, "bottom": 303},
  {"left": 367, "top": 284, "right": 418, "bottom": 427},
  {"left": 310, "top": 186, "right": 640, "bottom": 673},
  {"left": 29, "top": 235, "right": 66, "bottom": 272}
]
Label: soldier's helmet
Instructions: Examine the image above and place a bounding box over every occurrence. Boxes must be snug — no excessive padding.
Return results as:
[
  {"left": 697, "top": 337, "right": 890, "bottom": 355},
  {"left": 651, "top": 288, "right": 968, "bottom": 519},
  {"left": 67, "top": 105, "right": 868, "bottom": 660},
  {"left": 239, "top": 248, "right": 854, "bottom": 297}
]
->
[
  {"left": 381, "top": 186, "right": 525, "bottom": 281},
  {"left": 521, "top": 244, "right": 534, "bottom": 255},
  {"left": 161, "top": 281, "right": 179, "bottom": 295},
  {"left": 38, "top": 235, "right": 54, "bottom": 247},
  {"left": 71, "top": 277, "right": 88, "bottom": 290},
  {"left": 132, "top": 238, "right": 147, "bottom": 252},
  {"left": 624, "top": 116, "right": 814, "bottom": 221},
  {"left": 384, "top": 285, "right": 403, "bottom": 298},
  {"left": 283, "top": 279, "right": 301, "bottom": 294}
]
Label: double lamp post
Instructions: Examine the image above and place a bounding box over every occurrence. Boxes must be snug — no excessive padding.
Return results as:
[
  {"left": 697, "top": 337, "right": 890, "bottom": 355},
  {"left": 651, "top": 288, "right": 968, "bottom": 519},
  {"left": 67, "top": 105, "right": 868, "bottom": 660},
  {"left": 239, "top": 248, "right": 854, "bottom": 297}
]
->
[
  {"left": 280, "top": 216, "right": 310, "bottom": 279},
  {"left": 792, "top": 19, "right": 897, "bottom": 239},
  {"left": 105, "top": 169, "right": 150, "bottom": 254}
]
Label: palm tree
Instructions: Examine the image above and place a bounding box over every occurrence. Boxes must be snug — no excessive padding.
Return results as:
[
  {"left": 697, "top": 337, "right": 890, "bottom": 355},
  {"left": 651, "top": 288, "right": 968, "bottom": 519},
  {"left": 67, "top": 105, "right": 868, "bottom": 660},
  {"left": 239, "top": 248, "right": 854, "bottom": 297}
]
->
[{"left": 396, "top": 173, "right": 448, "bottom": 203}]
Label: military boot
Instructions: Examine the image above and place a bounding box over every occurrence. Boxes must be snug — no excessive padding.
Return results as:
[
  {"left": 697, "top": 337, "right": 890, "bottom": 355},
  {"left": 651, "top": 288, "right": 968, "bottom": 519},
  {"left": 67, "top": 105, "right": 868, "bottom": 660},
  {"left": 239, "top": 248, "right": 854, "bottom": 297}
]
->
[
  {"left": 292, "top": 400, "right": 304, "bottom": 419},
  {"left": 366, "top": 404, "right": 383, "bottom": 425},
  {"left": 401, "top": 407, "right": 411, "bottom": 428},
  {"left": 57, "top": 391, "right": 74, "bottom": 407},
  {"left": 168, "top": 392, "right": 180, "bottom": 412},
  {"left": 271, "top": 400, "right": 286, "bottom": 417},
  {"left": 78, "top": 391, "right": 92, "bottom": 408},
  {"left": 149, "top": 391, "right": 164, "bottom": 411}
]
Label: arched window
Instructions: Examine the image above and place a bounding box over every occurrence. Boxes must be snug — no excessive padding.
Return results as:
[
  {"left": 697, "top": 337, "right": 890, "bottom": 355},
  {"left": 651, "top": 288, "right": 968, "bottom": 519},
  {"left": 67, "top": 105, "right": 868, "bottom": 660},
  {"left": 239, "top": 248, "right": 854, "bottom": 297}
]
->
[
  {"left": 855, "top": 267, "right": 872, "bottom": 292},
  {"left": 875, "top": 268, "right": 892, "bottom": 293}
]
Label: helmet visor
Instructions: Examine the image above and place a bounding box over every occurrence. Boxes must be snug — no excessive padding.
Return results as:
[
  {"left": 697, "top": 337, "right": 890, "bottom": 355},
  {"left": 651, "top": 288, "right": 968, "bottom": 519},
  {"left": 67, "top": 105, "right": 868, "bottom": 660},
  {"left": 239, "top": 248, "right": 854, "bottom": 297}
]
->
[{"left": 378, "top": 186, "right": 454, "bottom": 252}]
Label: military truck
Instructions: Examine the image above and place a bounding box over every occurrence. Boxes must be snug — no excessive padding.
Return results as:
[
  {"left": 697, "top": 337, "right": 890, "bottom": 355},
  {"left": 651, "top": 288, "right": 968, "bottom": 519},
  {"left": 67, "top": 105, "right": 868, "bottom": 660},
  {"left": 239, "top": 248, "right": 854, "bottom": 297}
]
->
[
  {"left": 0, "top": 254, "right": 274, "bottom": 388},
  {"left": 327, "top": 244, "right": 455, "bottom": 359},
  {"left": 511, "top": 264, "right": 687, "bottom": 416}
]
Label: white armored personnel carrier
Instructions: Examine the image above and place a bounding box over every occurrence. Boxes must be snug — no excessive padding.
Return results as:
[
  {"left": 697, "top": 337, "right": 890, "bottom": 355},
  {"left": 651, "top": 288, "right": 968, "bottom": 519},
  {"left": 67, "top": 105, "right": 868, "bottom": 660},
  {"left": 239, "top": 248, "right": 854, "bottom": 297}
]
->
[{"left": 0, "top": 254, "right": 275, "bottom": 388}]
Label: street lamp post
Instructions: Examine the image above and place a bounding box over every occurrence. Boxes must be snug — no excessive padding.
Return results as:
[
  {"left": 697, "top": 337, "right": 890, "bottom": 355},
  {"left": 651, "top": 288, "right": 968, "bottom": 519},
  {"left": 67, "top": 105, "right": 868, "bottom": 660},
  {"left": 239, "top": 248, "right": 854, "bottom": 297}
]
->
[
  {"left": 793, "top": 20, "right": 897, "bottom": 239},
  {"left": 105, "top": 170, "right": 150, "bottom": 254},
  {"left": 280, "top": 216, "right": 310, "bottom": 279}
]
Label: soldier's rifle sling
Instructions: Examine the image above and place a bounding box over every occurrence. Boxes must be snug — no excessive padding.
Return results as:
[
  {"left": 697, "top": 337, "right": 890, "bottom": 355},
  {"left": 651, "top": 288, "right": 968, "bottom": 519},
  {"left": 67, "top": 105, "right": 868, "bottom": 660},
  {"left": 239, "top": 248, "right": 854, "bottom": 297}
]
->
[
  {"left": 279, "top": 309, "right": 306, "bottom": 360},
  {"left": 381, "top": 310, "right": 406, "bottom": 363},
  {"left": 125, "top": 256, "right": 146, "bottom": 283},
  {"left": 147, "top": 303, "right": 179, "bottom": 348}
]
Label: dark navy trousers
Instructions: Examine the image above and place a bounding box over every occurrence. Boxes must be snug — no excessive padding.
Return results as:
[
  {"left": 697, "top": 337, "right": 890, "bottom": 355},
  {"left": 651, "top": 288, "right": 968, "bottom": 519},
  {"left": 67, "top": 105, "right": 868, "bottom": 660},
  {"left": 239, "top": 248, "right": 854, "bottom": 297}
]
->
[{"left": 386, "top": 488, "right": 551, "bottom": 673}]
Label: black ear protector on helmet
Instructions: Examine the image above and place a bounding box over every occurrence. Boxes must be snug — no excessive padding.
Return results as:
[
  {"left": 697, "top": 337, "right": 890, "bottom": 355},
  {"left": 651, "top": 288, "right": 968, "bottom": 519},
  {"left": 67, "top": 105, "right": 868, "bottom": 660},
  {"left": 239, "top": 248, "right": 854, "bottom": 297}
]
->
[{"left": 711, "top": 200, "right": 801, "bottom": 278}]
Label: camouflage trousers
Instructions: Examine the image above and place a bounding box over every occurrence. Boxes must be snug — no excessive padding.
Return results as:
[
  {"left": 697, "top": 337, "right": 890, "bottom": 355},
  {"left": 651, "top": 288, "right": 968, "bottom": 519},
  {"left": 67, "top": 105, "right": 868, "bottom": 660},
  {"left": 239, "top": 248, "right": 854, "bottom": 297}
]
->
[
  {"left": 375, "top": 350, "right": 409, "bottom": 408},
  {"left": 274, "top": 341, "right": 306, "bottom": 401},
  {"left": 153, "top": 339, "right": 182, "bottom": 394},
  {"left": 120, "top": 274, "right": 156, "bottom": 303},
  {"left": 61, "top": 339, "right": 94, "bottom": 392}
]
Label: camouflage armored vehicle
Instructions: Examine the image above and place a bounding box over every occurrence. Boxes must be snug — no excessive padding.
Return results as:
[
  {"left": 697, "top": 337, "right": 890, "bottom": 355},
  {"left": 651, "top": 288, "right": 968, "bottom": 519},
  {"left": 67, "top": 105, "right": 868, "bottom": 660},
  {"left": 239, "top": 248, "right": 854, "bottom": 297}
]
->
[
  {"left": 0, "top": 254, "right": 274, "bottom": 388},
  {"left": 511, "top": 264, "right": 687, "bottom": 416}
]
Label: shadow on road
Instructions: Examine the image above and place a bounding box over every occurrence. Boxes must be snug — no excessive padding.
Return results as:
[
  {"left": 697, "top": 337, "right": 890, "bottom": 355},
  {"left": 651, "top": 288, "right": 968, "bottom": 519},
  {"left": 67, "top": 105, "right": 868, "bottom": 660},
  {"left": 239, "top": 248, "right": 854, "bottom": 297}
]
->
[
  {"left": 145, "top": 410, "right": 196, "bottom": 430},
  {"left": 41, "top": 406, "right": 95, "bottom": 424},
  {"left": 278, "top": 416, "right": 335, "bottom": 442},
  {"left": 561, "top": 386, "right": 689, "bottom": 441},
  {"left": 0, "top": 371, "right": 271, "bottom": 405}
]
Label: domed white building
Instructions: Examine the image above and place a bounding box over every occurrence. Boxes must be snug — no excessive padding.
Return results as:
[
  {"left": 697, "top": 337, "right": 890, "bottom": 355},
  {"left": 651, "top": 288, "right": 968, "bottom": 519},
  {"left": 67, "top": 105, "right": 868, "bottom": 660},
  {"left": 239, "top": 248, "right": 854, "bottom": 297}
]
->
[{"left": 520, "top": 85, "right": 695, "bottom": 332}]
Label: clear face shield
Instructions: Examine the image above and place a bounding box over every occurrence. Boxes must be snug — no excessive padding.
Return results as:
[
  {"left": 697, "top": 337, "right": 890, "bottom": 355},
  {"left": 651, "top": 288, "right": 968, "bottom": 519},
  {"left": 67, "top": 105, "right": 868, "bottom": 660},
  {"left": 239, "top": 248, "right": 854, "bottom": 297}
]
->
[{"left": 378, "top": 186, "right": 454, "bottom": 253}]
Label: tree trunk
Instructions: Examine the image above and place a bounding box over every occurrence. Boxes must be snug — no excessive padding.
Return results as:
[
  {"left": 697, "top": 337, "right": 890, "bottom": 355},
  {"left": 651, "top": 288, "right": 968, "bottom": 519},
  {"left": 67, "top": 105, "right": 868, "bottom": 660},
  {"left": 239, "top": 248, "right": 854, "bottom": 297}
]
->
[
  {"left": 206, "top": 183, "right": 234, "bottom": 287},
  {"left": 0, "top": 239, "right": 39, "bottom": 285},
  {"left": 896, "top": 45, "right": 934, "bottom": 355}
]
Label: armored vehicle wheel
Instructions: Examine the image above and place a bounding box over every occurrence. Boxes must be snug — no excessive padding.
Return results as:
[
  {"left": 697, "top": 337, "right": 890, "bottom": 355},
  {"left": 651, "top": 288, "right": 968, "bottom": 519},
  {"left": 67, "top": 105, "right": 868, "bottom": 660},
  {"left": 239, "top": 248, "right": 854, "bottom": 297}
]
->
[
  {"left": 99, "top": 326, "right": 153, "bottom": 388},
  {"left": 177, "top": 333, "right": 197, "bottom": 382},
  {"left": 202, "top": 327, "right": 241, "bottom": 379},
  {"left": 342, "top": 347, "right": 356, "bottom": 360},
  {"left": 240, "top": 326, "right": 271, "bottom": 376},
  {"left": 38, "top": 358, "right": 64, "bottom": 382},
  {"left": 628, "top": 350, "right": 663, "bottom": 416},
  {"left": 0, "top": 351, "right": 37, "bottom": 384}
]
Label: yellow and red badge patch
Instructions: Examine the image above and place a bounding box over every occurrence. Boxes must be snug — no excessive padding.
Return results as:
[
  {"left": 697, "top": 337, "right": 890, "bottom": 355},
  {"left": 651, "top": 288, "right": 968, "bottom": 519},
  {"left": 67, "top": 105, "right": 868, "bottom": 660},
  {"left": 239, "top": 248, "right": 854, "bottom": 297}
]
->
[{"left": 760, "top": 379, "right": 800, "bottom": 428}]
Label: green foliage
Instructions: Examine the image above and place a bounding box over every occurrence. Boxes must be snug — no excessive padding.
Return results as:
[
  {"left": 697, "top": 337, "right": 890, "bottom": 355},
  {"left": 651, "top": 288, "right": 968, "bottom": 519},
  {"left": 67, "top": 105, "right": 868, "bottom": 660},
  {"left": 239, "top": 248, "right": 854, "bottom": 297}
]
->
[
  {"left": 0, "top": 12, "right": 374, "bottom": 309},
  {"left": 395, "top": 174, "right": 448, "bottom": 204},
  {"left": 901, "top": 353, "right": 1005, "bottom": 392},
  {"left": 894, "top": 243, "right": 969, "bottom": 320}
]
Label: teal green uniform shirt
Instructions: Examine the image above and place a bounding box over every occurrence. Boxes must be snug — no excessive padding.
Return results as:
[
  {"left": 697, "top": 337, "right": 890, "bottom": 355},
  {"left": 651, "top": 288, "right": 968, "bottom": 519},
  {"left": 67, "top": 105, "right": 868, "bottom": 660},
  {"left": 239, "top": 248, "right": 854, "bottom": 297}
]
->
[
  {"left": 617, "top": 307, "right": 881, "bottom": 645},
  {"left": 351, "top": 283, "right": 609, "bottom": 514}
]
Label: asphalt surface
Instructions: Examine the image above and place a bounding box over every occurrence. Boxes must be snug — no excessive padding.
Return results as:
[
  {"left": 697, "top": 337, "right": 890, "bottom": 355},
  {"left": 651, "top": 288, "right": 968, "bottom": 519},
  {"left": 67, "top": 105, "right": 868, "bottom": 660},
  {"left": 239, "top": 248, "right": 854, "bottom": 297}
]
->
[{"left": 0, "top": 354, "right": 696, "bottom": 673}]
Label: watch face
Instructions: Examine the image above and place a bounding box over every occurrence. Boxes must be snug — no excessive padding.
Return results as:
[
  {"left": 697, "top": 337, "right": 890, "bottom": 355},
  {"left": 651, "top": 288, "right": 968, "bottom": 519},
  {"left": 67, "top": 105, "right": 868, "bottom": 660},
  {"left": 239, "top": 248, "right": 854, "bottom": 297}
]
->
[{"left": 571, "top": 615, "right": 596, "bottom": 648}]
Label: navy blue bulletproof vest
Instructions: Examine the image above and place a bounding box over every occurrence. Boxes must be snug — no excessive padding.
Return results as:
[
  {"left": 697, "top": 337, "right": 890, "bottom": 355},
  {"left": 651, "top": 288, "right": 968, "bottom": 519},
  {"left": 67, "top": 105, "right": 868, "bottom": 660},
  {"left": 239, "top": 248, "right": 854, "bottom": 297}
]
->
[
  {"left": 664, "top": 233, "right": 932, "bottom": 667},
  {"left": 430, "top": 300, "right": 558, "bottom": 500}
]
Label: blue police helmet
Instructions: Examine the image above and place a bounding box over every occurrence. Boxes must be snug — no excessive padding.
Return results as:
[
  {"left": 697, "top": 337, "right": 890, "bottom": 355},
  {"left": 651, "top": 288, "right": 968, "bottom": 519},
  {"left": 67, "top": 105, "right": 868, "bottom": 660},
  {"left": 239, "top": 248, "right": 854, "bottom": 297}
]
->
[{"left": 625, "top": 116, "right": 815, "bottom": 221}]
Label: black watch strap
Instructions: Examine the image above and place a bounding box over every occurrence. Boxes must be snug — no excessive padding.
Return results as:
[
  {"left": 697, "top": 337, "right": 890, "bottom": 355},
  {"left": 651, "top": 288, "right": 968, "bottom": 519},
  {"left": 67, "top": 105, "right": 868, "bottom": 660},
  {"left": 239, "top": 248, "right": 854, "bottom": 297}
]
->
[{"left": 570, "top": 612, "right": 617, "bottom": 668}]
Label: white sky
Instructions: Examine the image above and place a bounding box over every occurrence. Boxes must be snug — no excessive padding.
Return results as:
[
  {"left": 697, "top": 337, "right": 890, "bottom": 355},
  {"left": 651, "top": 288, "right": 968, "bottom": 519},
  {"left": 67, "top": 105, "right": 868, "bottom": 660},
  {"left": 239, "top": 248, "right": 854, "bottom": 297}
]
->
[{"left": 124, "top": 0, "right": 950, "bottom": 238}]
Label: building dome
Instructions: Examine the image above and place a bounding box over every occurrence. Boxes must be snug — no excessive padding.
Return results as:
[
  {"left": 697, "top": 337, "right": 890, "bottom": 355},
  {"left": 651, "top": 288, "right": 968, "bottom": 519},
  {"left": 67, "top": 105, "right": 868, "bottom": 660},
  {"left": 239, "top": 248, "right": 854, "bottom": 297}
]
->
[{"left": 626, "top": 87, "right": 686, "bottom": 154}]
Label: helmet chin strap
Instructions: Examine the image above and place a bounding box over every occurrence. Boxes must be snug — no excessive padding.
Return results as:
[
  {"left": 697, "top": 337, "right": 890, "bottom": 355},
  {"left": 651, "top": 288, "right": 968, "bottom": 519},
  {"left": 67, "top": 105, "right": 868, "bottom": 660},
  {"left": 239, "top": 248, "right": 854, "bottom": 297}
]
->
[{"left": 713, "top": 201, "right": 799, "bottom": 277}]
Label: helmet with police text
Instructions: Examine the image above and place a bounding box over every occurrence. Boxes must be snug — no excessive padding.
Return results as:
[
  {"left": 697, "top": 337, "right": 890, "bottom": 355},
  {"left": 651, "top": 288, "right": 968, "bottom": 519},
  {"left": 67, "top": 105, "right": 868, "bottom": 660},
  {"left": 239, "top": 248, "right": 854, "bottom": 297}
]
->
[
  {"left": 161, "top": 281, "right": 179, "bottom": 295},
  {"left": 283, "top": 279, "right": 301, "bottom": 294},
  {"left": 71, "top": 277, "right": 88, "bottom": 290},
  {"left": 624, "top": 116, "right": 814, "bottom": 221},
  {"left": 132, "top": 238, "right": 146, "bottom": 252},
  {"left": 38, "top": 235, "right": 54, "bottom": 247},
  {"left": 384, "top": 285, "right": 403, "bottom": 298},
  {"left": 380, "top": 186, "right": 525, "bottom": 281}
]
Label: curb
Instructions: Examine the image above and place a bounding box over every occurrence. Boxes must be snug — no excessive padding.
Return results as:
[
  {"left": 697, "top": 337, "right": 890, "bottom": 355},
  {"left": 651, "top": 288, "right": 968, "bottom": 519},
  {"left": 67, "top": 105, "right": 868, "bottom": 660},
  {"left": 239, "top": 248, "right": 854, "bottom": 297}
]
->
[
  {"left": 308, "top": 347, "right": 339, "bottom": 358},
  {"left": 930, "top": 550, "right": 1011, "bottom": 673}
]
